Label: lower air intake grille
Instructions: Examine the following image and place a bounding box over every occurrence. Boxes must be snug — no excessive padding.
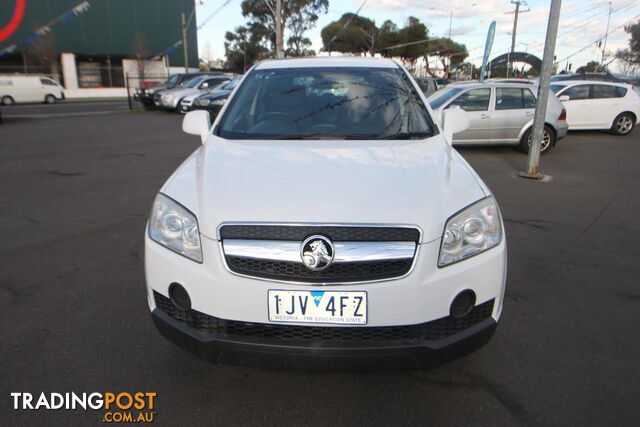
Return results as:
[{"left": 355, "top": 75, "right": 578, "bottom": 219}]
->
[{"left": 154, "top": 291, "right": 494, "bottom": 343}]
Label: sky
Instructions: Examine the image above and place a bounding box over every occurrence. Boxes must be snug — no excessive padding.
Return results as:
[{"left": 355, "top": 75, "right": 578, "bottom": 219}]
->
[{"left": 194, "top": 0, "right": 640, "bottom": 74}]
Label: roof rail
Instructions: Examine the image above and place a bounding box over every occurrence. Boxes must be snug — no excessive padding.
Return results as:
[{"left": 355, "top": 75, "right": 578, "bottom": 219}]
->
[{"left": 484, "top": 78, "right": 535, "bottom": 84}]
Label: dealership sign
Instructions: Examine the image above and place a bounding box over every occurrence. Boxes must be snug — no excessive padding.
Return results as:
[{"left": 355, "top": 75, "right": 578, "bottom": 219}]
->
[
  {"left": 0, "top": 1, "right": 91, "bottom": 58},
  {"left": 0, "top": 0, "right": 26, "bottom": 43}
]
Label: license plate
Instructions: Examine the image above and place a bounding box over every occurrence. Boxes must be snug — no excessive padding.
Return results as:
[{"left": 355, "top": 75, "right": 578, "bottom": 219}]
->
[{"left": 268, "top": 290, "right": 367, "bottom": 325}]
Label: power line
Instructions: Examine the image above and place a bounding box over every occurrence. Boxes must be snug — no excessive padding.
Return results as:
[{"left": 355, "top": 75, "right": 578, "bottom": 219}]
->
[
  {"left": 151, "top": 0, "right": 234, "bottom": 61},
  {"left": 555, "top": 13, "right": 640, "bottom": 63},
  {"left": 522, "top": 0, "right": 639, "bottom": 51},
  {"left": 600, "top": 1, "right": 613, "bottom": 67}
]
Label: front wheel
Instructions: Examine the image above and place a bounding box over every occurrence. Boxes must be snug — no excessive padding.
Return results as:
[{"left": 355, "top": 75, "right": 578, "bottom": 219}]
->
[
  {"left": 611, "top": 113, "right": 635, "bottom": 135},
  {"left": 44, "top": 94, "right": 57, "bottom": 104},
  {"left": 518, "top": 125, "right": 556, "bottom": 154}
]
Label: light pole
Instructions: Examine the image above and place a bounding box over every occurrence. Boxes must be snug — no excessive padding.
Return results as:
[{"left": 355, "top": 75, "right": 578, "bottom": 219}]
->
[
  {"left": 520, "top": 0, "right": 562, "bottom": 179},
  {"left": 600, "top": 1, "right": 612, "bottom": 69},
  {"left": 275, "top": 0, "right": 284, "bottom": 58},
  {"left": 507, "top": 1, "right": 530, "bottom": 78},
  {"left": 263, "top": 0, "right": 284, "bottom": 58},
  {"left": 181, "top": 3, "right": 199, "bottom": 73}
]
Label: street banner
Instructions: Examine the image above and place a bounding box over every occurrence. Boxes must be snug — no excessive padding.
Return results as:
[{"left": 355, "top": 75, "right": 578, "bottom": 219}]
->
[{"left": 480, "top": 21, "right": 496, "bottom": 81}]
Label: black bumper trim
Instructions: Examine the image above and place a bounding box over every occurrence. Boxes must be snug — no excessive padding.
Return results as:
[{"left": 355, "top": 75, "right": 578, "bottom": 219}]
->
[{"left": 151, "top": 309, "right": 497, "bottom": 372}]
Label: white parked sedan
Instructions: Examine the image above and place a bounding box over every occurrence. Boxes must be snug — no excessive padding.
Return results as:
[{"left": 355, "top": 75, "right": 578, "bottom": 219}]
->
[
  {"left": 145, "top": 57, "right": 507, "bottom": 371},
  {"left": 551, "top": 80, "right": 640, "bottom": 135}
]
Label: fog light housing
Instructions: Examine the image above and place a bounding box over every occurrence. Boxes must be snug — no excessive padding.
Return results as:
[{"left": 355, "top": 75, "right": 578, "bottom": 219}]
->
[
  {"left": 450, "top": 290, "right": 476, "bottom": 318},
  {"left": 169, "top": 282, "right": 191, "bottom": 311}
]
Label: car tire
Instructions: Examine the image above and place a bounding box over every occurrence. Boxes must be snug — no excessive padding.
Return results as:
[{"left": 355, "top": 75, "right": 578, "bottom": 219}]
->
[
  {"left": 611, "top": 113, "right": 635, "bottom": 136},
  {"left": 44, "top": 94, "right": 57, "bottom": 104},
  {"left": 1, "top": 95, "right": 15, "bottom": 106},
  {"left": 518, "top": 125, "right": 556, "bottom": 154}
]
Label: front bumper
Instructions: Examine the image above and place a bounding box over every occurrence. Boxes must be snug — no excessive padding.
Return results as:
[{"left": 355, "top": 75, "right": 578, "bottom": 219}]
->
[
  {"left": 139, "top": 93, "right": 155, "bottom": 105},
  {"left": 159, "top": 99, "right": 179, "bottom": 111},
  {"left": 151, "top": 304, "right": 497, "bottom": 372},
  {"left": 146, "top": 231, "right": 507, "bottom": 370},
  {"left": 179, "top": 101, "right": 195, "bottom": 114}
]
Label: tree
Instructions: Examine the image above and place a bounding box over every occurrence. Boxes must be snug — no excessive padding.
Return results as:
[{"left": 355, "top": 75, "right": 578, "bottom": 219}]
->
[
  {"left": 224, "top": 24, "right": 270, "bottom": 73},
  {"left": 240, "top": 0, "right": 328, "bottom": 56},
  {"left": 576, "top": 60, "right": 601, "bottom": 74},
  {"left": 287, "top": 12, "right": 315, "bottom": 56},
  {"left": 425, "top": 38, "right": 468, "bottom": 78},
  {"left": 459, "top": 62, "right": 480, "bottom": 79},
  {"left": 377, "top": 20, "right": 402, "bottom": 57},
  {"left": 397, "top": 17, "right": 427, "bottom": 63},
  {"left": 321, "top": 13, "right": 377, "bottom": 55},
  {"left": 132, "top": 32, "right": 150, "bottom": 85},
  {"left": 615, "top": 20, "right": 640, "bottom": 74}
]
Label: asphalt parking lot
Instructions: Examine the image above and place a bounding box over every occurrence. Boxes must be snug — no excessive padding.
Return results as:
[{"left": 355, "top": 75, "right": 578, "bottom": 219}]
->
[{"left": 1, "top": 103, "right": 639, "bottom": 426}]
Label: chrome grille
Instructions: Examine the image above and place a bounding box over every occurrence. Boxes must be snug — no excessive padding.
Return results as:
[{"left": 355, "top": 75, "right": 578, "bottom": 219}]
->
[{"left": 219, "top": 224, "right": 420, "bottom": 283}]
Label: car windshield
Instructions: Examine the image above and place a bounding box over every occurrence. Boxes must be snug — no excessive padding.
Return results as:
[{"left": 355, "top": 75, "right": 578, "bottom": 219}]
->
[
  {"left": 209, "top": 81, "right": 229, "bottom": 91},
  {"left": 167, "top": 75, "right": 180, "bottom": 84},
  {"left": 217, "top": 67, "right": 436, "bottom": 140},
  {"left": 550, "top": 83, "right": 567, "bottom": 93},
  {"left": 225, "top": 78, "right": 241, "bottom": 90},
  {"left": 182, "top": 77, "right": 205, "bottom": 88},
  {"left": 428, "top": 86, "right": 465, "bottom": 109}
]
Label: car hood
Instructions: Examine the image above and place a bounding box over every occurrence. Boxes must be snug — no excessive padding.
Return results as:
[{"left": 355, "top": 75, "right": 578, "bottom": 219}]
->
[
  {"left": 200, "top": 90, "right": 231, "bottom": 100},
  {"left": 161, "top": 136, "right": 488, "bottom": 243},
  {"left": 182, "top": 92, "right": 203, "bottom": 102},
  {"left": 163, "top": 87, "right": 201, "bottom": 98},
  {"left": 147, "top": 83, "right": 173, "bottom": 92}
]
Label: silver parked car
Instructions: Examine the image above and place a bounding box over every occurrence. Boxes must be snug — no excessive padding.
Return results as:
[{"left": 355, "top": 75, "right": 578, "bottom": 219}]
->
[
  {"left": 157, "top": 75, "right": 230, "bottom": 112},
  {"left": 428, "top": 80, "right": 568, "bottom": 153}
]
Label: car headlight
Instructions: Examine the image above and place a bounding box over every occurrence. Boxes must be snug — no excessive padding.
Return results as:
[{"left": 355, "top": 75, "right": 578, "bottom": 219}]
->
[
  {"left": 438, "top": 196, "right": 502, "bottom": 267},
  {"left": 196, "top": 98, "right": 211, "bottom": 106},
  {"left": 148, "top": 193, "right": 202, "bottom": 262},
  {"left": 211, "top": 98, "right": 226, "bottom": 105},
  {"left": 146, "top": 88, "right": 155, "bottom": 94}
]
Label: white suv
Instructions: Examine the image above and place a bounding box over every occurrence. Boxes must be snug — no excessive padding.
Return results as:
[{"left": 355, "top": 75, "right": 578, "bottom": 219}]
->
[{"left": 145, "top": 57, "right": 507, "bottom": 371}]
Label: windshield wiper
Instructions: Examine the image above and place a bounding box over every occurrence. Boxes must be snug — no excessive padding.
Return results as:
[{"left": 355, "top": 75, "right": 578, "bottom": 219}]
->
[
  {"left": 378, "top": 131, "right": 433, "bottom": 140},
  {"left": 263, "top": 133, "right": 375, "bottom": 140},
  {"left": 230, "top": 132, "right": 433, "bottom": 140}
]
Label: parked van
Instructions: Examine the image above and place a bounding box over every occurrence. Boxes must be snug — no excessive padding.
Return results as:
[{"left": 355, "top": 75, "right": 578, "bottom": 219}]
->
[{"left": 0, "top": 75, "right": 65, "bottom": 105}]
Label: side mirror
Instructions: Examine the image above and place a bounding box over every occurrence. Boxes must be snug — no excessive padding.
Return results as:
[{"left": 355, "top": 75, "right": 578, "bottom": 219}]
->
[
  {"left": 182, "top": 110, "right": 211, "bottom": 143},
  {"left": 558, "top": 95, "right": 570, "bottom": 102},
  {"left": 441, "top": 106, "right": 470, "bottom": 145}
]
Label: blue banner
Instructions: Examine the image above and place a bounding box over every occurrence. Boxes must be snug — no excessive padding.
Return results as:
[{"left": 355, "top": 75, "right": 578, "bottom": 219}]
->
[{"left": 480, "top": 21, "right": 496, "bottom": 81}]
